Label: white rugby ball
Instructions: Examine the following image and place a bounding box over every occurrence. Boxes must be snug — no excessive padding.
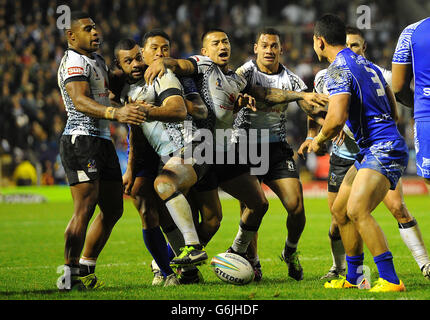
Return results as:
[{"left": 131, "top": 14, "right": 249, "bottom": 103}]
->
[{"left": 211, "top": 252, "right": 254, "bottom": 285}]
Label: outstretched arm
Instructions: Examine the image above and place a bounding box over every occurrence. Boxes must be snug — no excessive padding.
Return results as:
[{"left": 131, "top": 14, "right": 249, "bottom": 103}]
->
[
  {"left": 248, "top": 85, "right": 328, "bottom": 117},
  {"left": 144, "top": 57, "right": 196, "bottom": 84}
]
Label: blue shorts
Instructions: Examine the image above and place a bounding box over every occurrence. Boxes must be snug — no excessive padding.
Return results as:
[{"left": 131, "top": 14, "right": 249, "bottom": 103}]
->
[
  {"left": 354, "top": 139, "right": 409, "bottom": 190},
  {"left": 414, "top": 121, "right": 430, "bottom": 178}
]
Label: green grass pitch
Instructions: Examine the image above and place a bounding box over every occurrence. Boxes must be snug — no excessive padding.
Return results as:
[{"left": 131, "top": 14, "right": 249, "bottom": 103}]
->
[{"left": 1, "top": 186, "right": 429, "bottom": 301}]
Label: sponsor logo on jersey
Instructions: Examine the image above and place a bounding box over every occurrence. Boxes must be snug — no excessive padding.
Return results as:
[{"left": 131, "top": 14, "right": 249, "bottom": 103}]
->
[{"left": 67, "top": 66, "right": 84, "bottom": 75}]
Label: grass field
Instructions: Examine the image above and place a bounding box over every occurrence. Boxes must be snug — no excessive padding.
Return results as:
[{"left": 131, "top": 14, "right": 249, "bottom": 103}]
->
[{"left": 1, "top": 186, "right": 430, "bottom": 303}]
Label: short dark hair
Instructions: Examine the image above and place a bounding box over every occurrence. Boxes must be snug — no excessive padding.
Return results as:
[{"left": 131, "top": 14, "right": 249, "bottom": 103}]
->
[
  {"left": 255, "top": 27, "right": 282, "bottom": 43},
  {"left": 345, "top": 26, "right": 365, "bottom": 39},
  {"left": 201, "top": 28, "right": 227, "bottom": 44},
  {"left": 314, "top": 14, "right": 346, "bottom": 46},
  {"left": 68, "top": 11, "right": 91, "bottom": 28},
  {"left": 114, "top": 38, "right": 138, "bottom": 60},
  {"left": 142, "top": 29, "right": 170, "bottom": 47}
]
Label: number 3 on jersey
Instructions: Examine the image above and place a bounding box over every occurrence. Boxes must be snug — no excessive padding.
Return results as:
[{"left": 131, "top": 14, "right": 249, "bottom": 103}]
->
[{"left": 365, "top": 66, "right": 385, "bottom": 97}]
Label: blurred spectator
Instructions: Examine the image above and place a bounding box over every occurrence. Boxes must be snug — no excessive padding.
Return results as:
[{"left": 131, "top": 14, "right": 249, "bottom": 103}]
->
[{"left": 0, "top": 0, "right": 424, "bottom": 185}]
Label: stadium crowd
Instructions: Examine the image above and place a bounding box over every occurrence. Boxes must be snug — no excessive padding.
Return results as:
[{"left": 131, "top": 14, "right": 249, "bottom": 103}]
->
[{"left": 0, "top": 0, "right": 425, "bottom": 186}]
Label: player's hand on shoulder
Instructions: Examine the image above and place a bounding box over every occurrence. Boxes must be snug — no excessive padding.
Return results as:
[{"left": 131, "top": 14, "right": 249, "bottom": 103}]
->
[{"left": 144, "top": 58, "right": 166, "bottom": 85}]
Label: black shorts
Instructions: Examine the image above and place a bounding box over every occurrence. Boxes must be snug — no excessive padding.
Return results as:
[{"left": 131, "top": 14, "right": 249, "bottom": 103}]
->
[
  {"left": 327, "top": 153, "right": 355, "bottom": 193},
  {"left": 193, "top": 148, "right": 250, "bottom": 192},
  {"left": 60, "top": 135, "right": 122, "bottom": 186},
  {"left": 248, "top": 142, "right": 299, "bottom": 183}
]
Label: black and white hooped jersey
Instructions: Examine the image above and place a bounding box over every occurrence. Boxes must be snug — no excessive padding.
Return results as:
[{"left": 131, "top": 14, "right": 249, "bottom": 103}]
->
[
  {"left": 57, "top": 49, "right": 111, "bottom": 140},
  {"left": 187, "top": 55, "right": 248, "bottom": 151},
  {"left": 234, "top": 60, "right": 307, "bottom": 144},
  {"left": 120, "top": 69, "right": 196, "bottom": 157}
]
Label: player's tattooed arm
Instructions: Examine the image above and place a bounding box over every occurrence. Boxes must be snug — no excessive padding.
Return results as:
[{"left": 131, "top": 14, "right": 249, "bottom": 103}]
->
[
  {"left": 248, "top": 85, "right": 328, "bottom": 116},
  {"left": 185, "top": 94, "right": 208, "bottom": 120},
  {"left": 144, "top": 58, "right": 195, "bottom": 84},
  {"left": 65, "top": 80, "right": 146, "bottom": 125}
]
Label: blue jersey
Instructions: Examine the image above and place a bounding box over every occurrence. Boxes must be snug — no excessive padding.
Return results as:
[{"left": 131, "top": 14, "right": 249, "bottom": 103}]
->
[
  {"left": 392, "top": 17, "right": 430, "bottom": 121},
  {"left": 325, "top": 48, "right": 402, "bottom": 149}
]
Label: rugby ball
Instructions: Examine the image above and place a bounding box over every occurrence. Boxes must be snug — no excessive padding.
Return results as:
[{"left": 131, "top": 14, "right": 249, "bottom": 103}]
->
[{"left": 211, "top": 252, "right": 254, "bottom": 285}]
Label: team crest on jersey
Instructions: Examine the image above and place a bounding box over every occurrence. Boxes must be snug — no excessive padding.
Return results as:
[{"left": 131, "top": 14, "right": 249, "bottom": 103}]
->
[
  {"left": 329, "top": 172, "right": 337, "bottom": 186},
  {"left": 87, "top": 159, "right": 97, "bottom": 173},
  {"left": 286, "top": 160, "right": 295, "bottom": 171},
  {"left": 215, "top": 77, "right": 223, "bottom": 89}
]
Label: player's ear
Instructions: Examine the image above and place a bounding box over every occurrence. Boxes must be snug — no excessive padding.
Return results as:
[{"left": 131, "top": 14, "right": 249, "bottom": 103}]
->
[
  {"left": 201, "top": 47, "right": 207, "bottom": 56},
  {"left": 253, "top": 43, "right": 258, "bottom": 54},
  {"left": 363, "top": 41, "right": 367, "bottom": 53},
  {"left": 66, "top": 29, "right": 75, "bottom": 42}
]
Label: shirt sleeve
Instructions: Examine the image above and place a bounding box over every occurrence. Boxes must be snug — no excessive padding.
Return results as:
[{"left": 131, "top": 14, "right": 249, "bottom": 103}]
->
[
  {"left": 187, "top": 55, "right": 213, "bottom": 75},
  {"left": 154, "top": 69, "right": 183, "bottom": 104},
  {"left": 313, "top": 69, "right": 327, "bottom": 94},
  {"left": 325, "top": 59, "right": 352, "bottom": 96},
  {"left": 179, "top": 76, "right": 198, "bottom": 98},
  {"left": 288, "top": 70, "right": 308, "bottom": 92},
  {"left": 235, "top": 61, "right": 254, "bottom": 82},
  {"left": 63, "top": 51, "right": 91, "bottom": 85},
  {"left": 392, "top": 26, "right": 413, "bottom": 64}
]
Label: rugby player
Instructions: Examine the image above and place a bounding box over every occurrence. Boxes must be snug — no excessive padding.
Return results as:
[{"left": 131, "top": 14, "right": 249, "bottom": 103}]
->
[
  {"left": 392, "top": 17, "right": 430, "bottom": 187},
  {"left": 143, "top": 29, "right": 328, "bottom": 274},
  {"left": 116, "top": 38, "right": 217, "bottom": 282},
  {"left": 234, "top": 28, "right": 310, "bottom": 281},
  {"left": 119, "top": 30, "right": 207, "bottom": 286},
  {"left": 309, "top": 14, "right": 408, "bottom": 292},
  {"left": 56, "top": 11, "right": 147, "bottom": 290},
  {"left": 300, "top": 26, "right": 430, "bottom": 280}
]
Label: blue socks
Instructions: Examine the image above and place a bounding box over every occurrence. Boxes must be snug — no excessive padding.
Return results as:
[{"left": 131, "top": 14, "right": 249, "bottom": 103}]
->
[
  {"left": 374, "top": 251, "right": 400, "bottom": 285},
  {"left": 346, "top": 251, "right": 400, "bottom": 285},
  {"left": 346, "top": 253, "right": 364, "bottom": 285},
  {"left": 142, "top": 227, "right": 174, "bottom": 277}
]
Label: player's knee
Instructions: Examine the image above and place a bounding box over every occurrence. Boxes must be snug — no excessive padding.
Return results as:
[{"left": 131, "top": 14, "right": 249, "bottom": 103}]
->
[
  {"left": 285, "top": 196, "right": 304, "bottom": 217},
  {"left": 154, "top": 176, "right": 178, "bottom": 200},
  {"left": 331, "top": 206, "right": 348, "bottom": 226}
]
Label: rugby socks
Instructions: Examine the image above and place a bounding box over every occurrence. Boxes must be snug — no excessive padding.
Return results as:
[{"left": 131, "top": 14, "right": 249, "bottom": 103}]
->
[
  {"left": 231, "top": 221, "right": 258, "bottom": 254},
  {"left": 142, "top": 227, "right": 174, "bottom": 277},
  {"left": 164, "top": 191, "right": 200, "bottom": 246},
  {"left": 163, "top": 225, "right": 185, "bottom": 256},
  {"left": 167, "top": 243, "right": 176, "bottom": 260},
  {"left": 329, "top": 231, "right": 346, "bottom": 271},
  {"left": 79, "top": 257, "right": 96, "bottom": 276},
  {"left": 284, "top": 239, "right": 298, "bottom": 257},
  {"left": 345, "top": 253, "right": 364, "bottom": 285},
  {"left": 398, "top": 218, "right": 430, "bottom": 270},
  {"left": 374, "top": 251, "right": 400, "bottom": 285}
]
